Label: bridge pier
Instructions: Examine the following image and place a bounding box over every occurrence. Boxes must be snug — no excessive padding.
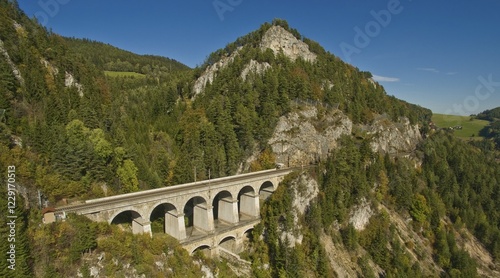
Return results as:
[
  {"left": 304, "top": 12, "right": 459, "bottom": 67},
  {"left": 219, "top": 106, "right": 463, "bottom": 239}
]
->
[
  {"left": 132, "top": 217, "right": 152, "bottom": 236},
  {"left": 165, "top": 211, "right": 186, "bottom": 240},
  {"left": 218, "top": 198, "right": 239, "bottom": 224},
  {"left": 234, "top": 237, "right": 244, "bottom": 253},
  {"left": 194, "top": 203, "right": 215, "bottom": 233},
  {"left": 210, "top": 246, "right": 219, "bottom": 257},
  {"left": 240, "top": 193, "right": 260, "bottom": 218}
]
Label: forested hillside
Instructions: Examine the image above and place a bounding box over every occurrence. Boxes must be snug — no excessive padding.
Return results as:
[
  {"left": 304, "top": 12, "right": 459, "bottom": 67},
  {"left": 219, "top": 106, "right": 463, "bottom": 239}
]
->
[
  {"left": 476, "top": 107, "right": 500, "bottom": 149},
  {"left": 251, "top": 132, "right": 500, "bottom": 277},
  {"left": 64, "top": 37, "right": 189, "bottom": 74},
  {"left": 1, "top": 1, "right": 499, "bottom": 277}
]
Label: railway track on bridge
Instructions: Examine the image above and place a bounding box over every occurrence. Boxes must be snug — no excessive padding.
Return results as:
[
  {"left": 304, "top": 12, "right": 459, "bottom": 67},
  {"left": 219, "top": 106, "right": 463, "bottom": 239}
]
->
[{"left": 55, "top": 166, "right": 310, "bottom": 215}]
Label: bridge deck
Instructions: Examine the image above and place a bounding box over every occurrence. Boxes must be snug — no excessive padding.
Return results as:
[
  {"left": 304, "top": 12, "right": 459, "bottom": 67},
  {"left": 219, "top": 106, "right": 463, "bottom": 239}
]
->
[{"left": 55, "top": 166, "right": 307, "bottom": 214}]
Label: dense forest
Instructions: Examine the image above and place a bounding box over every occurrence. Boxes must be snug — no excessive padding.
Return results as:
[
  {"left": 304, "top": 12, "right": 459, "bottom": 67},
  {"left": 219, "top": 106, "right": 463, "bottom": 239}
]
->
[
  {"left": 476, "top": 107, "right": 500, "bottom": 149},
  {"left": 1, "top": 0, "right": 499, "bottom": 277},
  {"left": 63, "top": 37, "right": 190, "bottom": 78}
]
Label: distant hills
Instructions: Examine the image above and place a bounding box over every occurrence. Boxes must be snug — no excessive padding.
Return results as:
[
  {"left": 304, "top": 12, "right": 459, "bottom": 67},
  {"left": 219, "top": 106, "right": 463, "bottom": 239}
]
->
[
  {"left": 432, "top": 107, "right": 500, "bottom": 150},
  {"left": 476, "top": 107, "right": 500, "bottom": 148},
  {"left": 63, "top": 37, "right": 190, "bottom": 73},
  {"left": 431, "top": 113, "right": 489, "bottom": 138},
  {"left": 476, "top": 107, "right": 500, "bottom": 122}
]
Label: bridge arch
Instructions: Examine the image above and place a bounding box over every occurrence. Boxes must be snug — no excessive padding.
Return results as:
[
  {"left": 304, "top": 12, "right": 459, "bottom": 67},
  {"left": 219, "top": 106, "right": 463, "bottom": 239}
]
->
[
  {"left": 110, "top": 209, "right": 151, "bottom": 235},
  {"left": 184, "top": 196, "right": 214, "bottom": 236},
  {"left": 242, "top": 228, "right": 254, "bottom": 249},
  {"left": 212, "top": 190, "right": 238, "bottom": 225},
  {"left": 218, "top": 235, "right": 237, "bottom": 245},
  {"left": 149, "top": 202, "right": 184, "bottom": 238},
  {"left": 259, "top": 180, "right": 275, "bottom": 200},
  {"left": 110, "top": 209, "right": 143, "bottom": 225},
  {"left": 243, "top": 227, "right": 254, "bottom": 237},
  {"left": 219, "top": 235, "right": 238, "bottom": 253},
  {"left": 191, "top": 244, "right": 211, "bottom": 256},
  {"left": 238, "top": 186, "right": 259, "bottom": 218}
]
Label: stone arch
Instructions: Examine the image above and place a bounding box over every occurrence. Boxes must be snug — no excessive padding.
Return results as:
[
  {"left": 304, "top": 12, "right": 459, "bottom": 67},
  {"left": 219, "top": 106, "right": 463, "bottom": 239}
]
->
[
  {"left": 110, "top": 209, "right": 150, "bottom": 235},
  {"left": 218, "top": 236, "right": 238, "bottom": 253},
  {"left": 191, "top": 244, "right": 211, "bottom": 256},
  {"left": 218, "top": 235, "right": 237, "bottom": 245},
  {"left": 110, "top": 209, "right": 142, "bottom": 225},
  {"left": 212, "top": 190, "right": 238, "bottom": 225},
  {"left": 242, "top": 228, "right": 254, "bottom": 247},
  {"left": 149, "top": 202, "right": 178, "bottom": 234},
  {"left": 242, "top": 227, "right": 254, "bottom": 237},
  {"left": 238, "top": 186, "right": 259, "bottom": 218},
  {"left": 259, "top": 180, "right": 275, "bottom": 200},
  {"left": 184, "top": 196, "right": 214, "bottom": 236}
]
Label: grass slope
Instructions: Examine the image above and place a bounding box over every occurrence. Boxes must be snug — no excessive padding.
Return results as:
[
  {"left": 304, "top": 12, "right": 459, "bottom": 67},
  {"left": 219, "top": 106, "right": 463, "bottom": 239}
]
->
[
  {"left": 432, "top": 113, "right": 490, "bottom": 138},
  {"left": 104, "top": 71, "right": 146, "bottom": 78}
]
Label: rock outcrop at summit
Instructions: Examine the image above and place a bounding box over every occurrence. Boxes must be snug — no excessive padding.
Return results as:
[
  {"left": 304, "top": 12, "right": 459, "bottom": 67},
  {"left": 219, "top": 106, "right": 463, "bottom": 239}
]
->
[
  {"left": 193, "top": 25, "right": 317, "bottom": 97},
  {"left": 260, "top": 25, "right": 317, "bottom": 63}
]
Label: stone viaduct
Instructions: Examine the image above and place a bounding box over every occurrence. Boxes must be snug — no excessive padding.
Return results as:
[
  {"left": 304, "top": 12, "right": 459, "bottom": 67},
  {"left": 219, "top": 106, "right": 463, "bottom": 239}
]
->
[{"left": 55, "top": 167, "right": 301, "bottom": 255}]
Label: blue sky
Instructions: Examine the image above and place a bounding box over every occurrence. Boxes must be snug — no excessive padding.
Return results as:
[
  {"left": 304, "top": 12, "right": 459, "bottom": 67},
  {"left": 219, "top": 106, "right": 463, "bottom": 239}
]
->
[{"left": 17, "top": 0, "right": 500, "bottom": 115}]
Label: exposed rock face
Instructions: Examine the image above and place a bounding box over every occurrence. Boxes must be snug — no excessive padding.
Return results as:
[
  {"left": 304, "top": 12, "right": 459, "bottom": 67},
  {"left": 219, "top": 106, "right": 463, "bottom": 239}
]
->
[
  {"left": 280, "top": 173, "right": 319, "bottom": 247},
  {"left": 0, "top": 38, "right": 24, "bottom": 85},
  {"left": 65, "top": 71, "right": 84, "bottom": 97},
  {"left": 292, "top": 173, "right": 319, "bottom": 217},
  {"left": 41, "top": 58, "right": 59, "bottom": 75},
  {"left": 240, "top": 59, "right": 270, "bottom": 81},
  {"left": 192, "top": 48, "right": 241, "bottom": 97},
  {"left": 41, "top": 58, "right": 84, "bottom": 98},
  {"left": 13, "top": 21, "right": 23, "bottom": 31},
  {"left": 193, "top": 25, "right": 316, "bottom": 97},
  {"left": 349, "top": 198, "right": 373, "bottom": 231},
  {"left": 367, "top": 116, "right": 422, "bottom": 154},
  {"left": 201, "top": 264, "right": 214, "bottom": 278},
  {"left": 269, "top": 106, "right": 352, "bottom": 167},
  {"left": 322, "top": 80, "right": 334, "bottom": 91},
  {"left": 260, "top": 26, "right": 317, "bottom": 62}
]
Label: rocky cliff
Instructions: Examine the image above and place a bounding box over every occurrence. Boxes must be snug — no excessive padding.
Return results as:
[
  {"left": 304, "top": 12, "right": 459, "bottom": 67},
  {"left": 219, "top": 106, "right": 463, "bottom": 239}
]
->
[
  {"left": 268, "top": 107, "right": 424, "bottom": 167},
  {"left": 366, "top": 116, "right": 422, "bottom": 155},
  {"left": 0, "top": 37, "right": 24, "bottom": 85},
  {"left": 192, "top": 47, "right": 241, "bottom": 97},
  {"left": 240, "top": 59, "right": 270, "bottom": 81},
  {"left": 260, "top": 25, "right": 317, "bottom": 62},
  {"left": 268, "top": 105, "right": 353, "bottom": 167}
]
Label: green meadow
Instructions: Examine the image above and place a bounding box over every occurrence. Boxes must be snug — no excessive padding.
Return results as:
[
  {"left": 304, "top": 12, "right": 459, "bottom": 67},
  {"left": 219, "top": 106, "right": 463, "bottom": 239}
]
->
[
  {"left": 432, "top": 113, "right": 490, "bottom": 138},
  {"left": 104, "top": 71, "right": 146, "bottom": 78}
]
